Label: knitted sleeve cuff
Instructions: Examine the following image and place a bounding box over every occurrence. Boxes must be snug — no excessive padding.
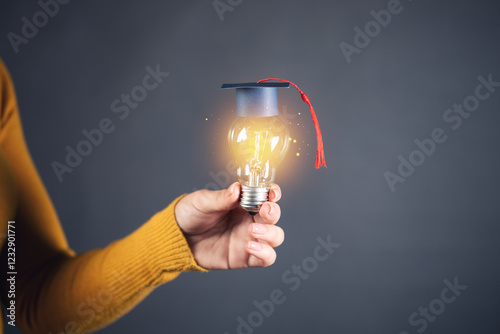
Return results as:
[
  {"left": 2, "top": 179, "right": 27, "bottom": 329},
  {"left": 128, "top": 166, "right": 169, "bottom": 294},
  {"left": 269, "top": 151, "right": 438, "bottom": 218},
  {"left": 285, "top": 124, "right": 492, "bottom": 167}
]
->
[{"left": 103, "top": 195, "right": 208, "bottom": 292}]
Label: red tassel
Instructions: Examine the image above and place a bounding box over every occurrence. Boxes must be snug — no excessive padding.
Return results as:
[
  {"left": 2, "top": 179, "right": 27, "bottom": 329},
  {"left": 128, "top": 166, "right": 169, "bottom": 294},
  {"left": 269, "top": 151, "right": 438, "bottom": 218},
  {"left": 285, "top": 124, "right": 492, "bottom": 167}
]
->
[{"left": 258, "top": 78, "right": 327, "bottom": 169}]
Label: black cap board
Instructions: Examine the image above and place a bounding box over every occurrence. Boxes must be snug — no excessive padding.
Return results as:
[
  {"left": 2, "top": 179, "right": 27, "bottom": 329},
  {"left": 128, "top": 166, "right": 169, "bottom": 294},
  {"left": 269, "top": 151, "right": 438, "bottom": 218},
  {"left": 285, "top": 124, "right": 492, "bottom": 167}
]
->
[{"left": 221, "top": 82, "right": 290, "bottom": 117}]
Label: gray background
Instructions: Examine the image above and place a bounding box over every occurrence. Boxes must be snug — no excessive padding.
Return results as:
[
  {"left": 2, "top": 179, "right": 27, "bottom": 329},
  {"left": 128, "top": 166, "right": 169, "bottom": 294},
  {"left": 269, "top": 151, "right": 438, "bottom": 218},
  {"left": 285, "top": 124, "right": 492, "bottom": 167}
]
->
[{"left": 1, "top": 0, "right": 500, "bottom": 333}]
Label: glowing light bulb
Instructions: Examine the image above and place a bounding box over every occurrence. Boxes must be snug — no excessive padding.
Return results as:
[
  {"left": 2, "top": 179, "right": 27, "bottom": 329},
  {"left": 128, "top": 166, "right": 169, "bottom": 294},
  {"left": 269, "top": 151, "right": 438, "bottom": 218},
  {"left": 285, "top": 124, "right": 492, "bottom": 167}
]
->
[
  {"left": 222, "top": 82, "right": 290, "bottom": 214},
  {"left": 222, "top": 79, "right": 327, "bottom": 214},
  {"left": 228, "top": 116, "right": 290, "bottom": 213}
]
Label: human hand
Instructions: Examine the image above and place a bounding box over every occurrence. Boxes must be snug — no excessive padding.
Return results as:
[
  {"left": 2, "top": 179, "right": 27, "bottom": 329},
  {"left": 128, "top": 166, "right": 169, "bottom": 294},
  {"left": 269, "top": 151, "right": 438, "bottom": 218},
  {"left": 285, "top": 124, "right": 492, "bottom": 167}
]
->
[{"left": 174, "top": 182, "right": 284, "bottom": 270}]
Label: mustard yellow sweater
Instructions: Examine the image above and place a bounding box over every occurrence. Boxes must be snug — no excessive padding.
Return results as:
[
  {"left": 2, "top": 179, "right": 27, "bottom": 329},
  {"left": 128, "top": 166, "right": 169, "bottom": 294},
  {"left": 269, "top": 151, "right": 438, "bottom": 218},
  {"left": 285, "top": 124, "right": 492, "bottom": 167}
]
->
[{"left": 0, "top": 59, "right": 205, "bottom": 334}]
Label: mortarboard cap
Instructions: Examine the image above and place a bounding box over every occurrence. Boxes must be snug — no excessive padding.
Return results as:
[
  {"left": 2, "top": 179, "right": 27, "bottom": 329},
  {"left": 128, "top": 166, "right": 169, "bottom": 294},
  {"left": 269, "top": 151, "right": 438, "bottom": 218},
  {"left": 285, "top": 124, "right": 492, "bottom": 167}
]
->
[{"left": 221, "top": 82, "right": 290, "bottom": 117}]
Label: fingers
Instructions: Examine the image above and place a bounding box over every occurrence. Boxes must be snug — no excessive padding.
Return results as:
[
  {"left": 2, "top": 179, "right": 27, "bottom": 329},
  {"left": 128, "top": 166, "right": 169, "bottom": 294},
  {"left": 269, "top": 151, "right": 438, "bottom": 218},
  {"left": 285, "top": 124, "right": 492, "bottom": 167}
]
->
[
  {"left": 246, "top": 198, "right": 284, "bottom": 267},
  {"left": 193, "top": 182, "right": 240, "bottom": 213},
  {"left": 246, "top": 241, "right": 277, "bottom": 267},
  {"left": 268, "top": 184, "right": 282, "bottom": 202},
  {"left": 192, "top": 183, "right": 280, "bottom": 214},
  {"left": 253, "top": 202, "right": 281, "bottom": 225},
  {"left": 253, "top": 184, "right": 281, "bottom": 226},
  {"left": 248, "top": 223, "right": 284, "bottom": 248}
]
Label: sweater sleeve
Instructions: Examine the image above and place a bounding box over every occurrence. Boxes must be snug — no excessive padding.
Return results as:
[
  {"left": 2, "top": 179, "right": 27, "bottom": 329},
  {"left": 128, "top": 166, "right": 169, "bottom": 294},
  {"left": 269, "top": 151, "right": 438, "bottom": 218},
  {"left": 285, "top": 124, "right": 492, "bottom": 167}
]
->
[{"left": 0, "top": 59, "right": 207, "bottom": 334}]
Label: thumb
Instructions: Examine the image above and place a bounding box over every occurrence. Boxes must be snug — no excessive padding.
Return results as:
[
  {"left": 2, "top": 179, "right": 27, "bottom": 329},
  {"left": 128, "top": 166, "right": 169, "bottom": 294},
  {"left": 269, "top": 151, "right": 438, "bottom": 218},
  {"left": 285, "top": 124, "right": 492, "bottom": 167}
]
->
[{"left": 195, "top": 182, "right": 240, "bottom": 213}]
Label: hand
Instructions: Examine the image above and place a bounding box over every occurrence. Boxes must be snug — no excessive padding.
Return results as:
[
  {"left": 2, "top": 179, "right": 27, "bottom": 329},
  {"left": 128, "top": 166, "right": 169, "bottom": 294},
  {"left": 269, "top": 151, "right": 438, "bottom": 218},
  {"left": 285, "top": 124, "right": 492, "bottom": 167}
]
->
[{"left": 174, "top": 182, "right": 284, "bottom": 270}]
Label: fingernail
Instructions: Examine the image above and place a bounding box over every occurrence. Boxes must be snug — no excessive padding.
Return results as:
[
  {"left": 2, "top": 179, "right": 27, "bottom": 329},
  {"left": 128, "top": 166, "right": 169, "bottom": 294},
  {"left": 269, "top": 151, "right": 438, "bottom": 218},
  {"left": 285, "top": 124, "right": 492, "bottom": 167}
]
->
[
  {"left": 269, "top": 190, "right": 276, "bottom": 201},
  {"left": 226, "top": 183, "right": 235, "bottom": 198},
  {"left": 252, "top": 224, "right": 268, "bottom": 235},
  {"left": 264, "top": 203, "right": 273, "bottom": 215},
  {"left": 247, "top": 241, "right": 262, "bottom": 251}
]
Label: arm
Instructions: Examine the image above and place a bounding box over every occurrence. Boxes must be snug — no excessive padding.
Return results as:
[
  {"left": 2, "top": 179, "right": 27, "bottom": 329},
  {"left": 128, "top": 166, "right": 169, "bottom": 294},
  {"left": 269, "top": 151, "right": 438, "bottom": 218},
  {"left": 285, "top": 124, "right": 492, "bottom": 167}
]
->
[
  {"left": 0, "top": 60, "right": 204, "bottom": 333},
  {"left": 0, "top": 59, "right": 284, "bottom": 334}
]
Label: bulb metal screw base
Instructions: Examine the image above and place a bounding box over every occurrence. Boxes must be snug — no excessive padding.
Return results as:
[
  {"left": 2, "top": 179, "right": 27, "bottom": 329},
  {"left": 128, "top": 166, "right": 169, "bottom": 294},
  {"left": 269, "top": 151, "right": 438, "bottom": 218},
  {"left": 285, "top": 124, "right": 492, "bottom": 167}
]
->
[{"left": 240, "top": 185, "right": 270, "bottom": 215}]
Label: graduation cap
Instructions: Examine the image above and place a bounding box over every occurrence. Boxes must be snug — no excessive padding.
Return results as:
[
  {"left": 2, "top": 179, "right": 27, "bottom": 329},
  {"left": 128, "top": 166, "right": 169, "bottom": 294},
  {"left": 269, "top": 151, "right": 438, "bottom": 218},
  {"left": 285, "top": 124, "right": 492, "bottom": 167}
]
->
[
  {"left": 221, "top": 82, "right": 290, "bottom": 117},
  {"left": 222, "top": 78, "right": 327, "bottom": 169}
]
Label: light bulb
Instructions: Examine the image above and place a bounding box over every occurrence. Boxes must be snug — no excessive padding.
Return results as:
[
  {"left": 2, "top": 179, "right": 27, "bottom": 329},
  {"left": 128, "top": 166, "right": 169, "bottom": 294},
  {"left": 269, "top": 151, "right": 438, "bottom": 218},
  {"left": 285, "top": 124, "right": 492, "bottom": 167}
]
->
[
  {"left": 221, "top": 79, "right": 327, "bottom": 214},
  {"left": 228, "top": 116, "right": 290, "bottom": 214},
  {"left": 222, "top": 82, "right": 291, "bottom": 214}
]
